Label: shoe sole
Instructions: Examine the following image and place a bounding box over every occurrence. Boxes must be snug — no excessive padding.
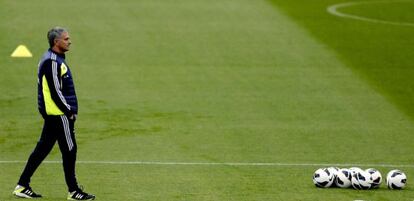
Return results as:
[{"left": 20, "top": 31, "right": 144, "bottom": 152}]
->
[
  {"left": 68, "top": 198, "right": 95, "bottom": 201},
  {"left": 13, "top": 191, "right": 40, "bottom": 199}
]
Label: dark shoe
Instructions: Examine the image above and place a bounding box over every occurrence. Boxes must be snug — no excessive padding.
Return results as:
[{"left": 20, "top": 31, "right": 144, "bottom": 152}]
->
[
  {"left": 13, "top": 185, "right": 42, "bottom": 198},
  {"left": 67, "top": 188, "right": 95, "bottom": 200}
]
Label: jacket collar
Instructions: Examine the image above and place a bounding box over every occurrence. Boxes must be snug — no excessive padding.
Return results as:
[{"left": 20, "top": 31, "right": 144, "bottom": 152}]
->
[{"left": 49, "top": 48, "right": 66, "bottom": 59}]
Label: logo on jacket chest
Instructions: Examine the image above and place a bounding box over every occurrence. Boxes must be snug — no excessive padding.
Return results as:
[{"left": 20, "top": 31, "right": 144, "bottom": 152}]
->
[{"left": 61, "top": 63, "right": 69, "bottom": 77}]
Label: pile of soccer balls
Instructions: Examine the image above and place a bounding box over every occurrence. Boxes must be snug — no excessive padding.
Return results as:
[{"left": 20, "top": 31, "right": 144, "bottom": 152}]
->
[{"left": 313, "top": 167, "right": 407, "bottom": 190}]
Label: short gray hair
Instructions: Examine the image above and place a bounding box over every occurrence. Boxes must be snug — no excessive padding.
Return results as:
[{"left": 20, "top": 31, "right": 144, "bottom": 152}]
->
[{"left": 47, "top": 27, "right": 68, "bottom": 48}]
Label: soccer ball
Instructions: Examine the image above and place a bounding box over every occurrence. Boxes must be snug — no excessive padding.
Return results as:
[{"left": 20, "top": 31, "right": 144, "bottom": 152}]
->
[
  {"left": 335, "top": 168, "right": 352, "bottom": 188},
  {"left": 366, "top": 168, "right": 382, "bottom": 188},
  {"left": 327, "top": 167, "right": 339, "bottom": 187},
  {"left": 313, "top": 168, "right": 335, "bottom": 188},
  {"left": 387, "top": 170, "right": 407, "bottom": 189},
  {"left": 351, "top": 169, "right": 373, "bottom": 190},
  {"left": 349, "top": 167, "right": 363, "bottom": 175}
]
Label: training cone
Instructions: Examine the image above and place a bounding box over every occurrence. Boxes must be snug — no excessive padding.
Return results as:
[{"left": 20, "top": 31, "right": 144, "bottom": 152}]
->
[{"left": 11, "top": 45, "right": 33, "bottom": 58}]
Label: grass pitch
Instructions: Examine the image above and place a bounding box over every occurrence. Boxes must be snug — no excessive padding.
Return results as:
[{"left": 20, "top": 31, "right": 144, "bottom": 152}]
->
[{"left": 1, "top": 0, "right": 414, "bottom": 200}]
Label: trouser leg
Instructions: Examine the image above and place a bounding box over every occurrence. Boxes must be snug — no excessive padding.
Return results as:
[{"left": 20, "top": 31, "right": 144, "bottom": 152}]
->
[
  {"left": 18, "top": 118, "right": 57, "bottom": 187},
  {"left": 57, "top": 115, "right": 78, "bottom": 192}
]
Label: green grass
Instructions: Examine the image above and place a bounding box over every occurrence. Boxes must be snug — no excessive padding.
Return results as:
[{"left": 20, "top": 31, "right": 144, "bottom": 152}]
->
[
  {"left": 1, "top": 0, "right": 414, "bottom": 200},
  {"left": 270, "top": 0, "right": 414, "bottom": 120},
  {"left": 342, "top": 1, "right": 414, "bottom": 23}
]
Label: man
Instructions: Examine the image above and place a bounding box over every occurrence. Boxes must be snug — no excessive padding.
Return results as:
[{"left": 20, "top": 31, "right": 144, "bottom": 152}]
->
[{"left": 13, "top": 27, "right": 95, "bottom": 200}]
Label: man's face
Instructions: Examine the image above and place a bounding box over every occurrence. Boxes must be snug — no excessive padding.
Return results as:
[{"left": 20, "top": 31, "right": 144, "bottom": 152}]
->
[{"left": 55, "top": 32, "right": 71, "bottom": 52}]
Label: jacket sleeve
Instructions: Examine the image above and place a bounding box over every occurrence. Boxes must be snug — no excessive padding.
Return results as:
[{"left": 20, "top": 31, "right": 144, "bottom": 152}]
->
[{"left": 42, "top": 59, "right": 73, "bottom": 116}]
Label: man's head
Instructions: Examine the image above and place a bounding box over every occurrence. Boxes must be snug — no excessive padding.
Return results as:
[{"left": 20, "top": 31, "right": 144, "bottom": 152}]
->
[{"left": 47, "top": 27, "right": 71, "bottom": 53}]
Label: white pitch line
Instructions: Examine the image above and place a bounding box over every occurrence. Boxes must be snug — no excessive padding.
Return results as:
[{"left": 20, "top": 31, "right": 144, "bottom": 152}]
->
[
  {"left": 327, "top": 0, "right": 414, "bottom": 27},
  {"left": 1, "top": 160, "right": 414, "bottom": 168}
]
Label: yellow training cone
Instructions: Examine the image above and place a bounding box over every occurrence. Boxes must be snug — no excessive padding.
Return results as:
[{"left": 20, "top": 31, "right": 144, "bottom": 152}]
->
[{"left": 11, "top": 45, "right": 33, "bottom": 58}]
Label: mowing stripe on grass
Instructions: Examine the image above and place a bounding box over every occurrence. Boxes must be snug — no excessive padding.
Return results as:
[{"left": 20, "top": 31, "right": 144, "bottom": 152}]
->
[{"left": 0, "top": 160, "right": 413, "bottom": 168}]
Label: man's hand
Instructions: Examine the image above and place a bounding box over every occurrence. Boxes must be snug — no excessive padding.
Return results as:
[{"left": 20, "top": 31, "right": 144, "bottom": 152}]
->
[{"left": 69, "top": 114, "right": 77, "bottom": 121}]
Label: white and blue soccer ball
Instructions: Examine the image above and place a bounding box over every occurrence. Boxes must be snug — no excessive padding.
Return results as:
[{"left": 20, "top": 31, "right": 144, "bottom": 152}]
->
[
  {"left": 313, "top": 168, "right": 335, "bottom": 188},
  {"left": 327, "top": 167, "right": 339, "bottom": 187},
  {"left": 387, "top": 170, "right": 407, "bottom": 189},
  {"left": 349, "top": 167, "right": 363, "bottom": 175},
  {"left": 335, "top": 168, "right": 352, "bottom": 188},
  {"left": 351, "top": 169, "right": 373, "bottom": 190},
  {"left": 366, "top": 168, "right": 382, "bottom": 189}
]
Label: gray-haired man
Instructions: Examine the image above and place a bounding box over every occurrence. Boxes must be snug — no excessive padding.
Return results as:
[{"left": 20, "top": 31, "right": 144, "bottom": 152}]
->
[{"left": 13, "top": 27, "right": 95, "bottom": 200}]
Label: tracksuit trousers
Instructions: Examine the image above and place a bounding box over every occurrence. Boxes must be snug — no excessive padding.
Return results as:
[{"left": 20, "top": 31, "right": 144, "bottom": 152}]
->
[{"left": 18, "top": 115, "right": 79, "bottom": 192}]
